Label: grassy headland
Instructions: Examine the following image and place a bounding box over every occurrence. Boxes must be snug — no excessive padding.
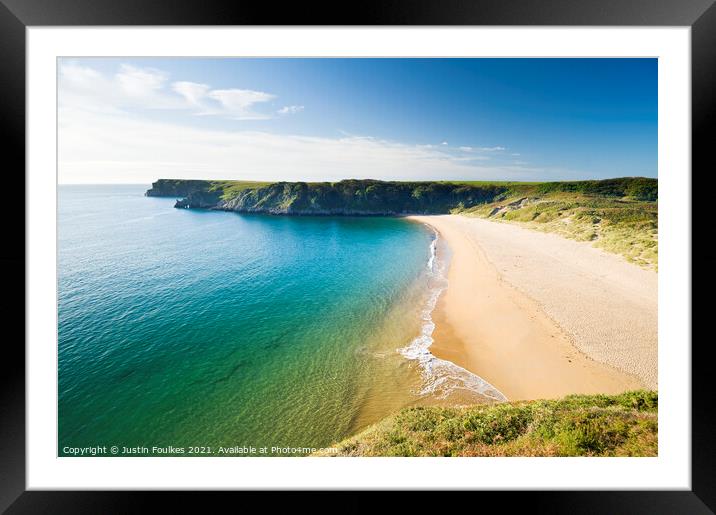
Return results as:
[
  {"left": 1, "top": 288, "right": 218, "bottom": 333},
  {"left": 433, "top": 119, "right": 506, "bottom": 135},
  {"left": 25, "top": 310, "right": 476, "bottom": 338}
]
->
[
  {"left": 316, "top": 390, "right": 657, "bottom": 457},
  {"left": 146, "top": 177, "right": 657, "bottom": 267},
  {"left": 457, "top": 180, "right": 657, "bottom": 269}
]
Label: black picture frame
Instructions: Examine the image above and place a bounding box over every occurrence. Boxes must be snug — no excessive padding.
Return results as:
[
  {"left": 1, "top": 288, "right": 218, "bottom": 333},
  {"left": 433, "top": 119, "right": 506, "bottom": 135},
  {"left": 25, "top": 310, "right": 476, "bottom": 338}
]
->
[{"left": 1, "top": 0, "right": 713, "bottom": 512}]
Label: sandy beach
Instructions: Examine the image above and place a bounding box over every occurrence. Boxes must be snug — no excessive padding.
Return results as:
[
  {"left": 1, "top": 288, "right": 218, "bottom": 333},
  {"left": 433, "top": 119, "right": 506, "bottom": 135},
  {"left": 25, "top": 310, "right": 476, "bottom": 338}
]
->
[{"left": 408, "top": 214, "right": 657, "bottom": 401}]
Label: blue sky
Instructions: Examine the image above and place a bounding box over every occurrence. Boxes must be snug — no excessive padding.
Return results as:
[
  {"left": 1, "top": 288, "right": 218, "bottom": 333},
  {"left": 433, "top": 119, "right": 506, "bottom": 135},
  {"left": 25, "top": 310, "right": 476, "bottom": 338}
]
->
[{"left": 58, "top": 58, "right": 657, "bottom": 184}]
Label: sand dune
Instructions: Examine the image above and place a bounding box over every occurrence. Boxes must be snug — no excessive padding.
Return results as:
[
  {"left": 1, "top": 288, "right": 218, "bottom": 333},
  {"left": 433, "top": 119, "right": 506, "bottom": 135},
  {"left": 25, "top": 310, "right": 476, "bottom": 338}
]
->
[{"left": 408, "top": 214, "right": 657, "bottom": 401}]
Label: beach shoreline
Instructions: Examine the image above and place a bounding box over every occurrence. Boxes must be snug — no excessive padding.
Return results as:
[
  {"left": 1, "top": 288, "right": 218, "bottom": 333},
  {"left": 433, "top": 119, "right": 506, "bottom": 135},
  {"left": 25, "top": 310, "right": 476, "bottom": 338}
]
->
[{"left": 407, "top": 214, "right": 657, "bottom": 401}]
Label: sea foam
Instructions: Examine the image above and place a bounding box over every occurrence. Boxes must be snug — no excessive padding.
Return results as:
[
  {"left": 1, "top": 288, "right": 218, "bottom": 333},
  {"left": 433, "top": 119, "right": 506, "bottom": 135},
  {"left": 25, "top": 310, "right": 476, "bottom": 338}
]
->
[{"left": 398, "top": 225, "right": 506, "bottom": 402}]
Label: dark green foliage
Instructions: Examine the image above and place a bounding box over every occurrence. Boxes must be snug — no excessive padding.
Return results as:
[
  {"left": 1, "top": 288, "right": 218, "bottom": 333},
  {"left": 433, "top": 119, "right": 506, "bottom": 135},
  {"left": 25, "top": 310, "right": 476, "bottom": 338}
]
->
[
  {"left": 533, "top": 177, "right": 658, "bottom": 201},
  {"left": 462, "top": 404, "right": 534, "bottom": 444},
  {"left": 220, "top": 179, "right": 508, "bottom": 214}
]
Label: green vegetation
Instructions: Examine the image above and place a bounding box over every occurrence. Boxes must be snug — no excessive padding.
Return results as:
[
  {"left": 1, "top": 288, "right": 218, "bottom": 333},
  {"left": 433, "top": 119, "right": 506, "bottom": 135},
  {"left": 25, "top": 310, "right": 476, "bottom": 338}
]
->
[
  {"left": 461, "top": 190, "right": 657, "bottom": 269},
  {"left": 216, "top": 179, "right": 507, "bottom": 215},
  {"left": 148, "top": 178, "right": 509, "bottom": 215},
  {"left": 442, "top": 177, "right": 657, "bottom": 201},
  {"left": 207, "top": 180, "right": 272, "bottom": 201},
  {"left": 146, "top": 177, "right": 657, "bottom": 267},
  {"left": 454, "top": 178, "right": 657, "bottom": 269},
  {"left": 316, "top": 390, "right": 657, "bottom": 457}
]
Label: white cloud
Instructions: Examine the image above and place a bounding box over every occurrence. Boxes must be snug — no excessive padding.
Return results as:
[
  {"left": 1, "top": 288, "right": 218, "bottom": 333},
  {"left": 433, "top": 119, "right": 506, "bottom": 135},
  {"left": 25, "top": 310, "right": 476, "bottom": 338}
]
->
[
  {"left": 172, "top": 81, "right": 211, "bottom": 108},
  {"left": 60, "top": 62, "right": 107, "bottom": 90},
  {"left": 58, "top": 61, "right": 579, "bottom": 184},
  {"left": 116, "top": 64, "right": 168, "bottom": 98},
  {"left": 458, "top": 145, "right": 509, "bottom": 153},
  {"left": 278, "top": 105, "right": 305, "bottom": 115},
  {"left": 207, "top": 89, "right": 275, "bottom": 119},
  {"left": 59, "top": 61, "right": 276, "bottom": 120},
  {"left": 58, "top": 106, "right": 567, "bottom": 184},
  {"left": 59, "top": 62, "right": 124, "bottom": 115},
  {"left": 451, "top": 155, "right": 490, "bottom": 162}
]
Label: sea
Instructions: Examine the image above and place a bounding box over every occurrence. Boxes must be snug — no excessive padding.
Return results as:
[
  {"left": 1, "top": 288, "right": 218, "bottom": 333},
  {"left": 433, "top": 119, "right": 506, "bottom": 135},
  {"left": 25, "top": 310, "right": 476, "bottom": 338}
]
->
[{"left": 58, "top": 184, "right": 502, "bottom": 456}]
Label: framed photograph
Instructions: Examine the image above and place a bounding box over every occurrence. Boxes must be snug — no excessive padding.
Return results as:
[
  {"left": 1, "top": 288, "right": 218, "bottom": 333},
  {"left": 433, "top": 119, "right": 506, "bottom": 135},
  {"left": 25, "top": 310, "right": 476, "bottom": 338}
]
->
[{"left": 2, "top": 0, "right": 713, "bottom": 511}]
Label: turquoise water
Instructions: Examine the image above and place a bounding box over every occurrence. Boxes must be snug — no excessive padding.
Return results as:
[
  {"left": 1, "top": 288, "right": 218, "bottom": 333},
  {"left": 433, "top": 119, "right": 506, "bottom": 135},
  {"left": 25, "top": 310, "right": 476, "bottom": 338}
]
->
[{"left": 59, "top": 184, "right": 443, "bottom": 456}]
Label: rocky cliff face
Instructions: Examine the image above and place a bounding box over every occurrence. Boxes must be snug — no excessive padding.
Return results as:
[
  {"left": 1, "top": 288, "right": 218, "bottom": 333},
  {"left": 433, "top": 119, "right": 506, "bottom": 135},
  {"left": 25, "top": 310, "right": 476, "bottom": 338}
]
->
[
  {"left": 174, "top": 189, "right": 225, "bottom": 209},
  {"left": 149, "top": 179, "right": 509, "bottom": 215},
  {"left": 217, "top": 181, "right": 506, "bottom": 215}
]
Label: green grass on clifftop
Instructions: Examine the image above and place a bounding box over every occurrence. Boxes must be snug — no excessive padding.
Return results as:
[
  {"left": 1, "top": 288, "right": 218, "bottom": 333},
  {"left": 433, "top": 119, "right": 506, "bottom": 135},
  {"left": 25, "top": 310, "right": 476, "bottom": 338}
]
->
[
  {"left": 316, "top": 390, "right": 657, "bottom": 457},
  {"left": 207, "top": 180, "right": 273, "bottom": 201}
]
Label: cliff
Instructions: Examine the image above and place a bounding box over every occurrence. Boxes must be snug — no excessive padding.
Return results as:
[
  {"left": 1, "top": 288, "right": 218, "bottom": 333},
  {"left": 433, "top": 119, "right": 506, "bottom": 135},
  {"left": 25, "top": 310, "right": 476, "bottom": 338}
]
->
[{"left": 145, "top": 177, "right": 657, "bottom": 216}]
